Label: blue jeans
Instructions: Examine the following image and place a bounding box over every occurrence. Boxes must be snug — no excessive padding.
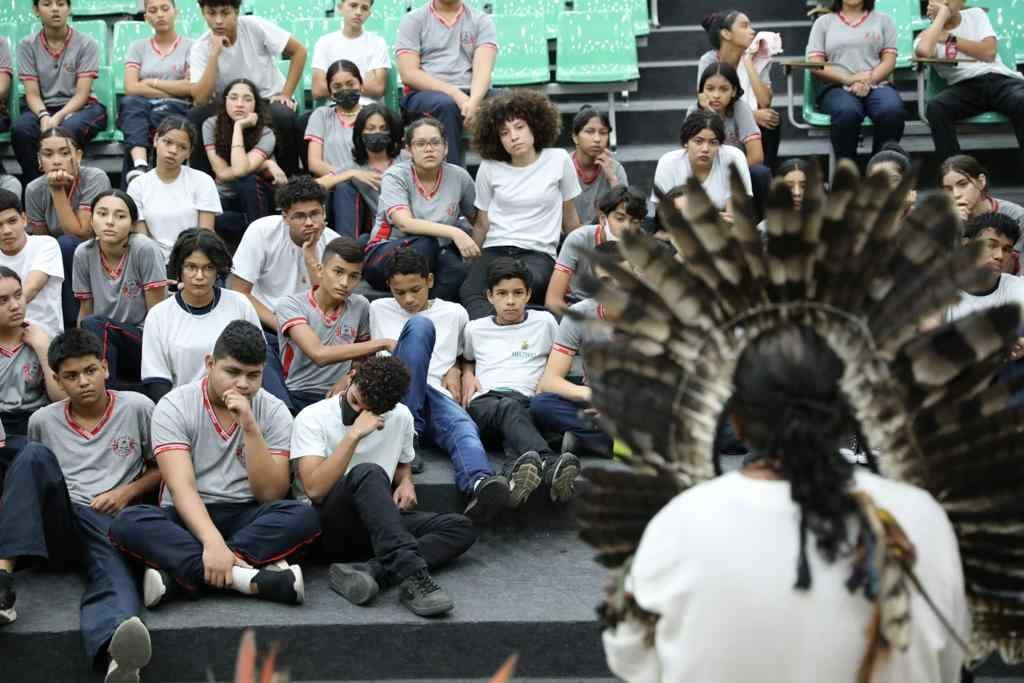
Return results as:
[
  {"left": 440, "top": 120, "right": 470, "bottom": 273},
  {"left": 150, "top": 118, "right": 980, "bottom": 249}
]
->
[
  {"left": 818, "top": 84, "right": 905, "bottom": 162},
  {"left": 364, "top": 235, "right": 468, "bottom": 303},
  {"left": 214, "top": 174, "right": 272, "bottom": 248},
  {"left": 58, "top": 233, "right": 82, "bottom": 331},
  {"left": 117, "top": 96, "right": 190, "bottom": 184},
  {"left": 530, "top": 392, "right": 613, "bottom": 457},
  {"left": 330, "top": 180, "right": 363, "bottom": 239},
  {"left": 402, "top": 89, "right": 465, "bottom": 165},
  {"left": 79, "top": 315, "right": 143, "bottom": 386},
  {"left": 393, "top": 316, "right": 491, "bottom": 494},
  {"left": 12, "top": 101, "right": 107, "bottom": 185}
]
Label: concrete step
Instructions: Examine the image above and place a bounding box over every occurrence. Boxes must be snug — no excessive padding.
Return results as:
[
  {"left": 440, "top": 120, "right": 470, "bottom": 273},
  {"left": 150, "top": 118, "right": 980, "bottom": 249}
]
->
[{"left": 655, "top": 0, "right": 810, "bottom": 28}]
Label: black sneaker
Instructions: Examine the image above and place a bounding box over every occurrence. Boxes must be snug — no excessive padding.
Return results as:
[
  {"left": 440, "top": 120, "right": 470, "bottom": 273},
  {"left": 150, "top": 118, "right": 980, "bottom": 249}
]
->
[
  {"left": 411, "top": 452, "right": 425, "bottom": 474},
  {"left": 507, "top": 450, "right": 543, "bottom": 507},
  {"left": 398, "top": 568, "right": 453, "bottom": 617},
  {"left": 544, "top": 452, "right": 581, "bottom": 504},
  {"left": 0, "top": 569, "right": 15, "bottom": 625},
  {"left": 252, "top": 565, "right": 304, "bottom": 605},
  {"left": 105, "top": 616, "right": 151, "bottom": 683},
  {"left": 125, "top": 165, "right": 149, "bottom": 186},
  {"left": 463, "top": 474, "right": 511, "bottom": 522},
  {"left": 329, "top": 563, "right": 380, "bottom": 606}
]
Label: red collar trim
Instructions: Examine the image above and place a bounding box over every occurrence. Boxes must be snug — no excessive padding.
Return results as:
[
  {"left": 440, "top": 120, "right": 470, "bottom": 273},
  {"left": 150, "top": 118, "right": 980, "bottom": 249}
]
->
[
  {"left": 0, "top": 341, "right": 24, "bottom": 357},
  {"left": 100, "top": 247, "right": 129, "bottom": 280},
  {"left": 412, "top": 165, "right": 443, "bottom": 200},
  {"left": 572, "top": 151, "right": 601, "bottom": 185},
  {"left": 836, "top": 10, "right": 870, "bottom": 28},
  {"left": 202, "top": 378, "right": 238, "bottom": 440},
  {"left": 150, "top": 35, "right": 182, "bottom": 58},
  {"left": 308, "top": 287, "right": 342, "bottom": 325},
  {"left": 64, "top": 391, "right": 116, "bottom": 439},
  {"left": 39, "top": 27, "right": 74, "bottom": 60},
  {"left": 429, "top": 0, "right": 465, "bottom": 28},
  {"left": 989, "top": 197, "right": 1000, "bottom": 212}
]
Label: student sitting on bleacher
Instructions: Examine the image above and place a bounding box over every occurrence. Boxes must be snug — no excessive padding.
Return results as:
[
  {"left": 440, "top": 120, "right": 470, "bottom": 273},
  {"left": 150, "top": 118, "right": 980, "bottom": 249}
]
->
[
  {"left": 915, "top": 0, "right": 1024, "bottom": 164},
  {"left": 700, "top": 10, "right": 781, "bottom": 170},
  {"left": 73, "top": 190, "right": 167, "bottom": 388},
  {"left": 461, "top": 90, "right": 582, "bottom": 320},
  {"left": 344, "top": 103, "right": 404, "bottom": 237},
  {"left": 544, "top": 185, "right": 645, "bottom": 315},
  {"left": 187, "top": 0, "right": 306, "bottom": 177},
  {"left": 569, "top": 106, "right": 628, "bottom": 227},
  {"left": 0, "top": 37, "right": 20, "bottom": 199},
  {"left": 25, "top": 127, "right": 111, "bottom": 331},
  {"left": 128, "top": 116, "right": 222, "bottom": 261},
  {"left": 940, "top": 153, "right": 1024, "bottom": 229},
  {"left": 0, "top": 189, "right": 64, "bottom": 339},
  {"left": 312, "top": 0, "right": 390, "bottom": 104},
  {"left": 364, "top": 116, "right": 478, "bottom": 302},
  {"left": 395, "top": 0, "right": 497, "bottom": 166},
  {"left": 13, "top": 0, "right": 108, "bottom": 188},
  {"left": 866, "top": 141, "right": 916, "bottom": 214},
  {"left": 120, "top": 0, "right": 194, "bottom": 187},
  {"left": 806, "top": 0, "right": 905, "bottom": 162},
  {"left": 202, "top": 78, "right": 285, "bottom": 247}
]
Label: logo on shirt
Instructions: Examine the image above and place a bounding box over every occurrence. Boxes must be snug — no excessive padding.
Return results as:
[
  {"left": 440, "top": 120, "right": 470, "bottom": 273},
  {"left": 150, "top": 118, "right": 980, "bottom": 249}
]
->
[
  {"left": 510, "top": 340, "right": 533, "bottom": 360},
  {"left": 447, "top": 203, "right": 458, "bottom": 218},
  {"left": 64, "top": 63, "right": 75, "bottom": 74},
  {"left": 22, "top": 360, "right": 42, "bottom": 386},
  {"left": 110, "top": 435, "right": 139, "bottom": 459},
  {"left": 121, "top": 280, "right": 143, "bottom": 299},
  {"left": 334, "top": 324, "right": 357, "bottom": 343},
  {"left": 234, "top": 443, "right": 247, "bottom": 466},
  {"left": 461, "top": 31, "right": 477, "bottom": 49}
]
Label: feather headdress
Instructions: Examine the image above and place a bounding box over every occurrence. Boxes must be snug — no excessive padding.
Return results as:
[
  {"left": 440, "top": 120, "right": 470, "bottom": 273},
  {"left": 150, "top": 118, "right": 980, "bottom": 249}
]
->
[{"left": 578, "top": 159, "right": 1024, "bottom": 664}]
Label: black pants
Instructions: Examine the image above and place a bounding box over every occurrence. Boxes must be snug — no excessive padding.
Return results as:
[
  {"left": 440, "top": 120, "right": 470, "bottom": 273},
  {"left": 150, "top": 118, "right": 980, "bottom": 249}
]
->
[
  {"left": 760, "top": 121, "right": 781, "bottom": 172},
  {"left": 467, "top": 389, "right": 554, "bottom": 461},
  {"left": 314, "top": 463, "right": 477, "bottom": 586},
  {"left": 926, "top": 72, "right": 1024, "bottom": 163},
  {"left": 460, "top": 246, "right": 554, "bottom": 320},
  {"left": 187, "top": 101, "right": 301, "bottom": 177}
]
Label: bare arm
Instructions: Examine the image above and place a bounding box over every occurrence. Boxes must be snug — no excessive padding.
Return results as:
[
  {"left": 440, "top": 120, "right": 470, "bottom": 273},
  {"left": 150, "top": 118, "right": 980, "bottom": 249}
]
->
[
  {"left": 51, "top": 75, "right": 94, "bottom": 123},
  {"left": 280, "top": 37, "right": 306, "bottom": 100},
  {"left": 744, "top": 136, "right": 764, "bottom": 167},
  {"left": 307, "top": 140, "right": 336, "bottom": 178},
  {"left": 22, "top": 79, "right": 46, "bottom": 118},
  {"left": 467, "top": 45, "right": 496, "bottom": 105},
  {"left": 741, "top": 55, "right": 773, "bottom": 108},
  {"left": 144, "top": 285, "right": 167, "bottom": 312},
  {"left": 311, "top": 68, "right": 329, "bottom": 100},
  {"left": 76, "top": 297, "right": 93, "bottom": 325},
  {"left": 124, "top": 67, "right": 168, "bottom": 98},
  {"left": 24, "top": 324, "right": 67, "bottom": 402},
  {"left": 472, "top": 209, "right": 490, "bottom": 247},
  {"left": 361, "top": 67, "right": 387, "bottom": 99},
  {"left": 157, "top": 448, "right": 233, "bottom": 568},
  {"left": 297, "top": 411, "right": 384, "bottom": 503},
  {"left": 191, "top": 38, "right": 223, "bottom": 106},
  {"left": 51, "top": 187, "right": 92, "bottom": 239},
  {"left": 286, "top": 322, "right": 393, "bottom": 367},
  {"left": 562, "top": 199, "right": 581, "bottom": 235},
  {"left": 240, "top": 416, "right": 289, "bottom": 501},
  {"left": 228, "top": 275, "right": 278, "bottom": 331},
  {"left": 197, "top": 211, "right": 216, "bottom": 231},
  {"left": 537, "top": 349, "right": 591, "bottom": 403},
  {"left": 22, "top": 270, "right": 49, "bottom": 304},
  {"left": 390, "top": 207, "right": 467, "bottom": 242},
  {"left": 145, "top": 77, "right": 195, "bottom": 99},
  {"left": 807, "top": 54, "right": 859, "bottom": 85},
  {"left": 544, "top": 269, "right": 572, "bottom": 314},
  {"left": 868, "top": 52, "right": 897, "bottom": 84}
]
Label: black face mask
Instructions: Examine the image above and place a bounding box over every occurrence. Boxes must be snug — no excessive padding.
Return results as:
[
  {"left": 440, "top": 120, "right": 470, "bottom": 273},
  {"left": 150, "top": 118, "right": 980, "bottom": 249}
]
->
[
  {"left": 362, "top": 132, "right": 391, "bottom": 153},
  {"left": 332, "top": 88, "right": 360, "bottom": 110},
  {"left": 341, "top": 394, "right": 361, "bottom": 426}
]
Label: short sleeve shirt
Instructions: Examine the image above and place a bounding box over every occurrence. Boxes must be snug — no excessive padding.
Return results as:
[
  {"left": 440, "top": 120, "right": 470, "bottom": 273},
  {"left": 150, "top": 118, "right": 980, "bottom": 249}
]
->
[
  {"left": 25, "top": 167, "right": 112, "bottom": 237},
  {"left": 304, "top": 105, "right": 356, "bottom": 173},
  {"left": 806, "top": 11, "right": 898, "bottom": 75},
  {"left": 697, "top": 50, "right": 773, "bottom": 113},
  {"left": 311, "top": 30, "right": 390, "bottom": 105},
  {"left": 188, "top": 16, "right": 289, "bottom": 98},
  {"left": 18, "top": 28, "right": 100, "bottom": 107},
  {"left": 0, "top": 235, "right": 65, "bottom": 337},
  {"left": 369, "top": 160, "right": 476, "bottom": 245},
  {"left": 685, "top": 100, "right": 762, "bottom": 151},
  {"left": 0, "top": 341, "right": 47, "bottom": 415},
  {"left": 463, "top": 310, "right": 558, "bottom": 398},
  {"left": 394, "top": 2, "right": 498, "bottom": 89},
  {"left": 914, "top": 8, "right": 1022, "bottom": 85},
  {"left": 125, "top": 35, "right": 193, "bottom": 103},
  {"left": 151, "top": 379, "right": 292, "bottom": 506},
  {"left": 72, "top": 234, "right": 167, "bottom": 326},
  {"left": 202, "top": 117, "right": 276, "bottom": 160},
  {"left": 651, "top": 146, "right": 753, "bottom": 209},
  {"left": 572, "top": 152, "right": 628, "bottom": 227},
  {"left": 27, "top": 391, "right": 154, "bottom": 506},
  {"left": 554, "top": 224, "right": 609, "bottom": 303},
  {"left": 127, "top": 166, "right": 223, "bottom": 260},
  {"left": 553, "top": 297, "right": 609, "bottom": 381},
  {"left": 277, "top": 289, "right": 371, "bottom": 395},
  {"left": 0, "top": 37, "right": 12, "bottom": 78}
]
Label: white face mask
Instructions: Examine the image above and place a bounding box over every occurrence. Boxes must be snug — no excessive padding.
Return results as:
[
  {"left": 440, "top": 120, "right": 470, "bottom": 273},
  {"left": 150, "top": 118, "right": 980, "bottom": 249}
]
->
[{"left": 603, "top": 220, "right": 619, "bottom": 242}]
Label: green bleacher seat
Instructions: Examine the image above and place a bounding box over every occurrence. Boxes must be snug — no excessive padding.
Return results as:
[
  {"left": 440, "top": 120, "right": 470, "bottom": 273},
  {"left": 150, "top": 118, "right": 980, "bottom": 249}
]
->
[
  {"left": 245, "top": 0, "right": 327, "bottom": 21},
  {"left": 555, "top": 10, "right": 638, "bottom": 83},
  {"left": 90, "top": 64, "right": 122, "bottom": 141},
  {"left": 275, "top": 58, "right": 303, "bottom": 113},
  {"left": 983, "top": 0, "right": 1024, "bottom": 64},
  {"left": 71, "top": 0, "right": 137, "bottom": 18},
  {"left": 921, "top": 34, "right": 1016, "bottom": 125},
  {"left": 384, "top": 57, "right": 401, "bottom": 111},
  {"left": 490, "top": 13, "right": 549, "bottom": 86},
  {"left": 800, "top": 69, "right": 873, "bottom": 128},
  {"left": 874, "top": 0, "right": 917, "bottom": 69},
  {"left": 179, "top": 15, "right": 209, "bottom": 40},
  {"left": 71, "top": 19, "right": 110, "bottom": 63},
  {"left": 570, "top": 0, "right": 650, "bottom": 37},
  {"left": 111, "top": 21, "right": 150, "bottom": 94},
  {"left": 0, "top": 0, "right": 32, "bottom": 25},
  {"left": 367, "top": 0, "right": 410, "bottom": 22},
  {"left": 364, "top": 14, "right": 402, "bottom": 48},
  {"left": 489, "top": 0, "right": 560, "bottom": 39}
]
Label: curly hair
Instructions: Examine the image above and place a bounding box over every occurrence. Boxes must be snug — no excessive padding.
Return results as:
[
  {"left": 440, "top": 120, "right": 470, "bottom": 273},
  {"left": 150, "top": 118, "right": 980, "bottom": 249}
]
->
[
  {"left": 274, "top": 174, "right": 326, "bottom": 211},
  {"left": 352, "top": 356, "right": 410, "bottom": 414},
  {"left": 212, "top": 320, "right": 267, "bottom": 365},
  {"left": 471, "top": 89, "right": 562, "bottom": 162},
  {"left": 167, "top": 228, "right": 233, "bottom": 282},
  {"left": 965, "top": 211, "right": 1022, "bottom": 244},
  {"left": 48, "top": 328, "right": 103, "bottom": 373},
  {"left": 213, "top": 79, "right": 271, "bottom": 162}
]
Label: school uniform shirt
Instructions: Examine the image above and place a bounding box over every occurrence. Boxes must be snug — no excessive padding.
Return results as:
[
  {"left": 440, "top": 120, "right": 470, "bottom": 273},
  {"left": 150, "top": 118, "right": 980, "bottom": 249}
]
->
[
  {"left": 368, "top": 160, "right": 476, "bottom": 246},
  {"left": 353, "top": 160, "right": 396, "bottom": 218},
  {"left": 151, "top": 378, "right": 292, "bottom": 506},
  {"left": 72, "top": 234, "right": 167, "bottom": 326},
  {"left": 370, "top": 297, "right": 467, "bottom": 398},
  {"left": 25, "top": 166, "right": 111, "bottom": 237},
  {"left": 188, "top": 15, "right": 289, "bottom": 98},
  {"left": 475, "top": 149, "right": 582, "bottom": 258},
  {"left": 231, "top": 215, "right": 342, "bottom": 314},
  {"left": 913, "top": 8, "right": 1022, "bottom": 85},
  {"left": 651, "top": 146, "right": 753, "bottom": 210},
  {"left": 17, "top": 27, "right": 100, "bottom": 108},
  {"left": 0, "top": 235, "right": 64, "bottom": 337},
  {"left": 945, "top": 273, "right": 1024, "bottom": 323},
  {"left": 572, "top": 152, "right": 628, "bottom": 227},
  {"left": 304, "top": 105, "right": 356, "bottom": 173},
  {"left": 685, "top": 100, "right": 762, "bottom": 152},
  {"left": 806, "top": 10, "right": 898, "bottom": 75},
  {"left": 463, "top": 310, "right": 558, "bottom": 398},
  {"left": 311, "top": 29, "right": 389, "bottom": 105},
  {"left": 27, "top": 390, "right": 154, "bottom": 506},
  {"left": 141, "top": 287, "right": 261, "bottom": 387},
  {"left": 553, "top": 297, "right": 610, "bottom": 381},
  {"left": 277, "top": 289, "right": 371, "bottom": 395},
  {"left": 125, "top": 35, "right": 194, "bottom": 103},
  {"left": 0, "top": 37, "right": 12, "bottom": 80},
  {"left": 290, "top": 396, "right": 414, "bottom": 502},
  {"left": 697, "top": 49, "right": 773, "bottom": 114},
  {"left": 395, "top": 1, "right": 498, "bottom": 90},
  {"left": 0, "top": 339, "right": 48, "bottom": 415},
  {"left": 554, "top": 223, "right": 609, "bottom": 303},
  {"left": 127, "top": 166, "right": 223, "bottom": 260}
]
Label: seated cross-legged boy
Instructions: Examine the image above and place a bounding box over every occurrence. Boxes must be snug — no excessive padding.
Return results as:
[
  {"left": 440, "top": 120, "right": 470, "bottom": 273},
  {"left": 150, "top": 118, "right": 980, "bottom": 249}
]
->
[
  {"left": 277, "top": 237, "right": 392, "bottom": 413},
  {"left": 462, "top": 257, "right": 578, "bottom": 505},
  {"left": 370, "top": 248, "right": 512, "bottom": 521},
  {"left": 109, "top": 321, "right": 320, "bottom": 608},
  {"left": 0, "top": 328, "right": 159, "bottom": 682},
  {"left": 293, "top": 356, "right": 476, "bottom": 617}
]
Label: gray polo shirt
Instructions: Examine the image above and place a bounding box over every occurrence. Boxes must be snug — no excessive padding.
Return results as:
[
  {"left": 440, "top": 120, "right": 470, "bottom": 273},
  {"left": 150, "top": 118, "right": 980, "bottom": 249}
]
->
[
  {"left": 304, "top": 105, "right": 355, "bottom": 173},
  {"left": 0, "top": 341, "right": 48, "bottom": 415},
  {"left": 395, "top": 2, "right": 498, "bottom": 89},
  {"left": 151, "top": 379, "right": 293, "bottom": 507},
  {"left": 277, "top": 289, "right": 371, "bottom": 395},
  {"left": 27, "top": 390, "right": 154, "bottom": 506},
  {"left": 573, "top": 154, "right": 627, "bottom": 227},
  {"left": 806, "top": 11, "right": 898, "bottom": 75},
  {"left": 0, "top": 37, "right": 12, "bottom": 78},
  {"left": 72, "top": 234, "right": 168, "bottom": 327},
  {"left": 18, "top": 28, "right": 101, "bottom": 107},
  {"left": 685, "top": 100, "right": 761, "bottom": 152},
  {"left": 201, "top": 117, "right": 276, "bottom": 159},
  {"left": 697, "top": 49, "right": 773, "bottom": 112},
  {"left": 25, "top": 166, "right": 112, "bottom": 237},
  {"left": 125, "top": 35, "right": 193, "bottom": 104},
  {"left": 368, "top": 160, "right": 475, "bottom": 245},
  {"left": 552, "top": 297, "right": 609, "bottom": 381},
  {"left": 554, "top": 224, "right": 607, "bottom": 304}
]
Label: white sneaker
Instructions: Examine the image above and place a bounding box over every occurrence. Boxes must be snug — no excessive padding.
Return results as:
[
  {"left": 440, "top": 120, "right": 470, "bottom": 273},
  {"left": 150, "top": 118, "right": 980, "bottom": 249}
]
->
[
  {"left": 105, "top": 617, "right": 151, "bottom": 683},
  {"left": 142, "top": 568, "right": 168, "bottom": 609}
]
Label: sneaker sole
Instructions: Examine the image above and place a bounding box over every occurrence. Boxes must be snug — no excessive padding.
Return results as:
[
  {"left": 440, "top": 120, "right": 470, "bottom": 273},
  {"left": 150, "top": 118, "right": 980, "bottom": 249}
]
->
[
  {"left": 401, "top": 595, "right": 454, "bottom": 618},
  {"left": 509, "top": 462, "right": 542, "bottom": 507},
  {"left": 464, "top": 480, "right": 511, "bottom": 522},
  {"left": 290, "top": 565, "right": 305, "bottom": 605},
  {"left": 106, "top": 617, "right": 151, "bottom": 683},
  {"left": 549, "top": 459, "right": 580, "bottom": 504},
  {"left": 329, "top": 564, "right": 380, "bottom": 606},
  {"left": 0, "top": 606, "right": 16, "bottom": 625},
  {"left": 142, "top": 569, "right": 166, "bottom": 609}
]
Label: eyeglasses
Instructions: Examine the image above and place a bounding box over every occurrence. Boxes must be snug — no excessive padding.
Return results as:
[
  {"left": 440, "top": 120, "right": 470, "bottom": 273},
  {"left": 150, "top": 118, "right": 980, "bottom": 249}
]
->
[
  {"left": 411, "top": 138, "right": 445, "bottom": 150},
  {"left": 182, "top": 263, "right": 217, "bottom": 275},
  {"left": 287, "top": 209, "right": 324, "bottom": 223}
]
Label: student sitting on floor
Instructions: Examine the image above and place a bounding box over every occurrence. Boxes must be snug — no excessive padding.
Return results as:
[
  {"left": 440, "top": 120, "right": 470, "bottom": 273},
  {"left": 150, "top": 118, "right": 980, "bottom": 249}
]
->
[
  {"left": 462, "top": 257, "right": 578, "bottom": 506},
  {"left": 370, "top": 248, "right": 512, "bottom": 521},
  {"left": 0, "top": 328, "right": 158, "bottom": 682},
  {"left": 277, "top": 237, "right": 392, "bottom": 412},
  {"left": 110, "top": 321, "right": 320, "bottom": 609},
  {"left": 292, "top": 356, "right": 476, "bottom": 617},
  {"left": 74, "top": 190, "right": 167, "bottom": 388},
  {"left": 544, "top": 185, "right": 645, "bottom": 315},
  {"left": 0, "top": 188, "right": 64, "bottom": 338}
]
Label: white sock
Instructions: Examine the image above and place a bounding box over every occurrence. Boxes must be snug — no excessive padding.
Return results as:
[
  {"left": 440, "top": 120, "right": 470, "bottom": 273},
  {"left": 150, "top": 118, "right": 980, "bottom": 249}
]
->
[
  {"left": 133, "top": 158, "right": 148, "bottom": 167},
  {"left": 230, "top": 566, "right": 259, "bottom": 595}
]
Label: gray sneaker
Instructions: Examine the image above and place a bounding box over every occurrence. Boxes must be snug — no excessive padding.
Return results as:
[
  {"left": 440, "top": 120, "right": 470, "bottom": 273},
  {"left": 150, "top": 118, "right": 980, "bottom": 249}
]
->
[
  {"left": 329, "top": 563, "right": 380, "bottom": 606},
  {"left": 544, "top": 452, "right": 581, "bottom": 504},
  {"left": 398, "top": 568, "right": 453, "bottom": 617},
  {"left": 507, "top": 451, "right": 543, "bottom": 507},
  {"left": 105, "top": 617, "right": 151, "bottom": 683}
]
